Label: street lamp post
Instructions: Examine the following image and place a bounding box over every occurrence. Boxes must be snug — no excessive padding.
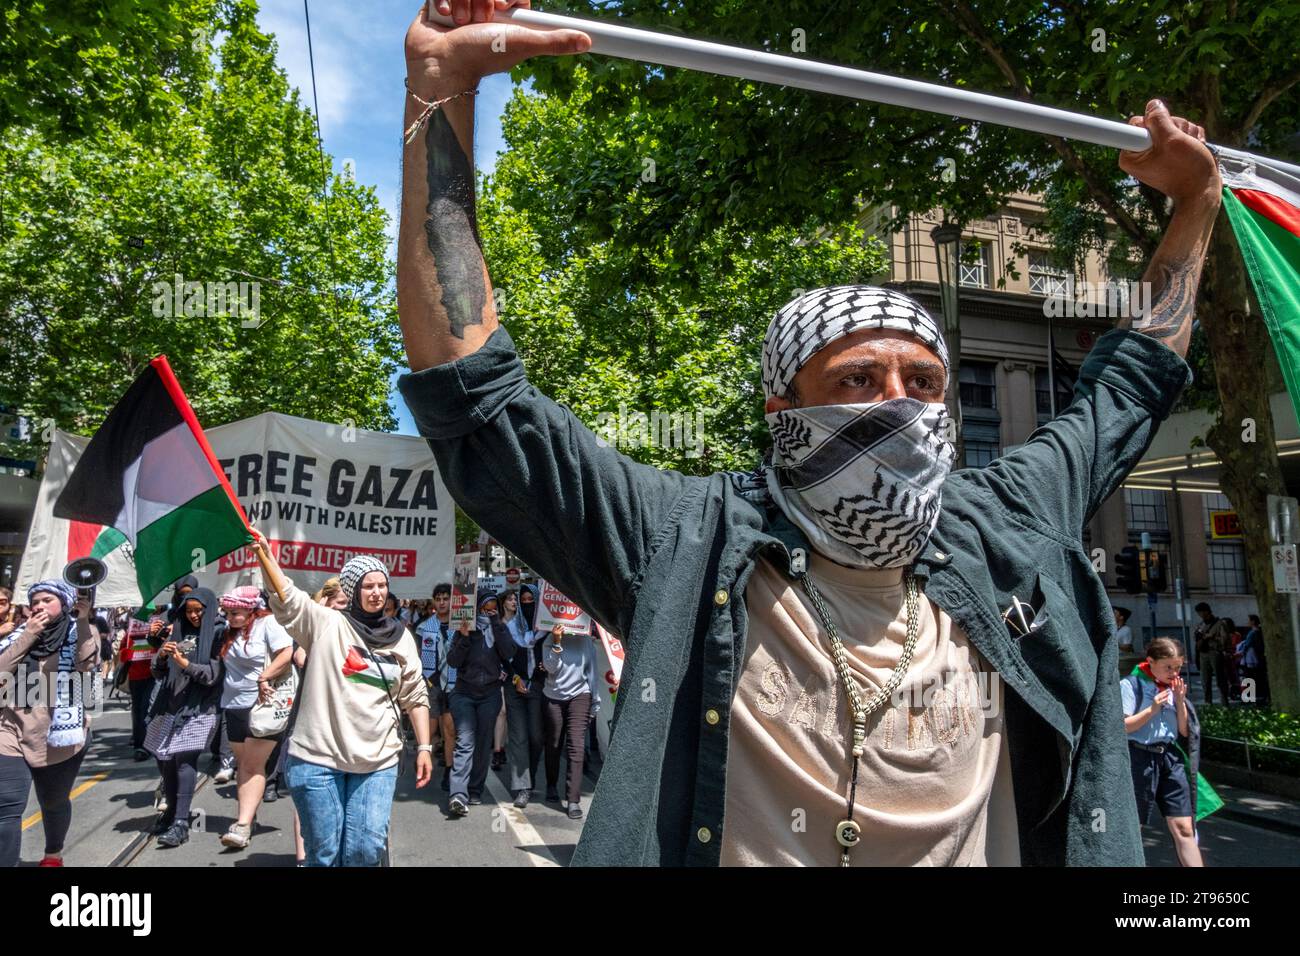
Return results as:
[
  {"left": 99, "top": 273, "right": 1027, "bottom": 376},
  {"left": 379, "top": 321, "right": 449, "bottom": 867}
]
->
[{"left": 931, "top": 221, "right": 964, "bottom": 465}]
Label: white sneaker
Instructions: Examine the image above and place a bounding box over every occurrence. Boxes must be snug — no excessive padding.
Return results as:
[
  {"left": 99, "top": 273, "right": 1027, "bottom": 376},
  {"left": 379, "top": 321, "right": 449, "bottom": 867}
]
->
[
  {"left": 220, "top": 822, "right": 251, "bottom": 849},
  {"left": 213, "top": 768, "right": 235, "bottom": 785}
]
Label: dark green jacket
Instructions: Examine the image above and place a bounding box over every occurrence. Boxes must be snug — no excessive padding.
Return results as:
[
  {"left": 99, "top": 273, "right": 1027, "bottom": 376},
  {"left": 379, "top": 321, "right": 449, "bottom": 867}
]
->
[{"left": 399, "top": 326, "right": 1191, "bottom": 866}]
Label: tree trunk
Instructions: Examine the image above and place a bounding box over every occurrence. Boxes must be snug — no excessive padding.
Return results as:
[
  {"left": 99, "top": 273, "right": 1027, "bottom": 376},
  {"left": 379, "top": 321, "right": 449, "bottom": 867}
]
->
[{"left": 1202, "top": 212, "right": 1298, "bottom": 711}]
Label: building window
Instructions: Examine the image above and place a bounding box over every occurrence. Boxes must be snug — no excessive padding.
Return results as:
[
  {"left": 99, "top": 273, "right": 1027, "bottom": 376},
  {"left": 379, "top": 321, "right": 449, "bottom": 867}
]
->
[
  {"left": 1125, "top": 489, "right": 1169, "bottom": 533},
  {"left": 1207, "top": 543, "right": 1249, "bottom": 593},
  {"left": 1035, "top": 368, "right": 1051, "bottom": 415},
  {"left": 961, "top": 419, "right": 1000, "bottom": 469},
  {"left": 958, "top": 242, "right": 991, "bottom": 289},
  {"left": 964, "top": 440, "right": 998, "bottom": 468},
  {"left": 958, "top": 362, "right": 997, "bottom": 410},
  {"left": 1028, "top": 250, "right": 1072, "bottom": 297},
  {"left": 1034, "top": 365, "right": 1076, "bottom": 420},
  {"left": 1201, "top": 492, "right": 1235, "bottom": 533}
]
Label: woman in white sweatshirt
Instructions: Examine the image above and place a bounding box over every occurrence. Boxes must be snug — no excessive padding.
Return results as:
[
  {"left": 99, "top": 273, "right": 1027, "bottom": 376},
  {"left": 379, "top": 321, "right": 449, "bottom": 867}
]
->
[{"left": 251, "top": 530, "right": 432, "bottom": 866}]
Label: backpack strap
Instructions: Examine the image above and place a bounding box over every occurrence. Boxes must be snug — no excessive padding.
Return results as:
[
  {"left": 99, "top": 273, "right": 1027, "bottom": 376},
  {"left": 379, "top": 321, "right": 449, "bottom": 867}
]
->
[{"left": 1124, "top": 674, "right": 1145, "bottom": 715}]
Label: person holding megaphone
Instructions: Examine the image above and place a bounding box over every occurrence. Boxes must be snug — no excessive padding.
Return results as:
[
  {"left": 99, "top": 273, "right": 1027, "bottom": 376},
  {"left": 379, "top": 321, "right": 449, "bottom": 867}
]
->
[{"left": 0, "top": 580, "right": 98, "bottom": 866}]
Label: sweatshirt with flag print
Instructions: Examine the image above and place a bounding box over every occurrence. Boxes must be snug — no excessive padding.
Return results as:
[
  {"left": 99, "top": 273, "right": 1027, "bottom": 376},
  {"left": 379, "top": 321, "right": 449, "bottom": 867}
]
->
[{"left": 270, "top": 580, "right": 428, "bottom": 774}]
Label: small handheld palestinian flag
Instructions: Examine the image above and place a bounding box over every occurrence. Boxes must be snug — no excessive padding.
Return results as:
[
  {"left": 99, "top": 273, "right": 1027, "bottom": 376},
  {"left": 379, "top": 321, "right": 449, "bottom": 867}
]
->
[
  {"left": 52, "top": 356, "right": 251, "bottom": 604},
  {"left": 1220, "top": 155, "right": 1300, "bottom": 420}
]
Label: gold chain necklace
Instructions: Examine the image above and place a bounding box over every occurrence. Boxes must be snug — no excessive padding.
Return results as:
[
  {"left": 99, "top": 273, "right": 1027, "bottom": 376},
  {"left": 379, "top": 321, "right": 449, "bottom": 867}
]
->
[{"left": 798, "top": 568, "right": 921, "bottom": 867}]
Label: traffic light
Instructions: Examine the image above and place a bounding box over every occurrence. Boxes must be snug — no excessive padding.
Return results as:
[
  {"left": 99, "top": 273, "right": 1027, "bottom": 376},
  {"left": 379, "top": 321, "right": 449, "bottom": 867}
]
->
[
  {"left": 1115, "top": 547, "right": 1142, "bottom": 594},
  {"left": 1142, "top": 549, "right": 1168, "bottom": 593}
]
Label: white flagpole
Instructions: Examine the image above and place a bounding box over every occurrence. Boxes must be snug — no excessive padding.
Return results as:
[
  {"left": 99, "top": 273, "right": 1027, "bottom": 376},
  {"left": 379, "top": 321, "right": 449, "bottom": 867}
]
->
[{"left": 427, "top": 5, "right": 1300, "bottom": 179}]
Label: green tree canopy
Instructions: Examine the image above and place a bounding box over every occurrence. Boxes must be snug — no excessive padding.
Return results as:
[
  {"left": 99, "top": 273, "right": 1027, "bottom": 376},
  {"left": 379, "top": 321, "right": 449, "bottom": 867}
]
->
[
  {"left": 480, "top": 69, "right": 890, "bottom": 474},
  {"left": 0, "top": 0, "right": 400, "bottom": 464},
  {"left": 0, "top": 0, "right": 221, "bottom": 139}
]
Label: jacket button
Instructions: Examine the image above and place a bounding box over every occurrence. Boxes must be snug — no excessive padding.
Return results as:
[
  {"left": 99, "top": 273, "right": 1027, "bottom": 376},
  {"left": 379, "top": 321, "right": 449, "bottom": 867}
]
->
[
  {"left": 714, "top": 589, "right": 729, "bottom": 606},
  {"left": 705, "top": 709, "right": 720, "bottom": 725},
  {"left": 697, "top": 827, "right": 712, "bottom": 844},
  {"left": 934, "top": 551, "right": 948, "bottom": 561}
]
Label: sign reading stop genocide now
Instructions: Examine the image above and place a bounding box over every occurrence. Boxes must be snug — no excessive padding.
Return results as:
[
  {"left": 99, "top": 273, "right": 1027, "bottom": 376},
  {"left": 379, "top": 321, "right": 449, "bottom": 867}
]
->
[{"left": 535, "top": 580, "right": 593, "bottom": 636}]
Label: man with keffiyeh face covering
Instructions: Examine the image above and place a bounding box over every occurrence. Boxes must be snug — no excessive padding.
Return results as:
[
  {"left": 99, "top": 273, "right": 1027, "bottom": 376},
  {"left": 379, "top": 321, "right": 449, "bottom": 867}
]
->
[
  {"left": 398, "top": 2, "right": 1219, "bottom": 868},
  {"left": 760, "top": 287, "right": 957, "bottom": 571}
]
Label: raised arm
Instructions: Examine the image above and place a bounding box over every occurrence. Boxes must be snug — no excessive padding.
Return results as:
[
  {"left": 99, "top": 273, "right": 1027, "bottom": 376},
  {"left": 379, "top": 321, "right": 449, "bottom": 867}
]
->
[
  {"left": 955, "top": 101, "right": 1218, "bottom": 535},
  {"left": 398, "top": 1, "right": 590, "bottom": 370},
  {"left": 252, "top": 530, "right": 337, "bottom": 651},
  {"left": 1114, "top": 99, "right": 1222, "bottom": 358},
  {"left": 396, "top": 6, "right": 694, "bottom": 634}
]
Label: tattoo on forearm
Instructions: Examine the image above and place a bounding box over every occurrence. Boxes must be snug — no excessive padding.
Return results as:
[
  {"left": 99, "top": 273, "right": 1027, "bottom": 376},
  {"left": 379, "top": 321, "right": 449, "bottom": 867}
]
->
[
  {"left": 424, "top": 109, "right": 487, "bottom": 340},
  {"left": 1120, "top": 260, "right": 1195, "bottom": 356}
]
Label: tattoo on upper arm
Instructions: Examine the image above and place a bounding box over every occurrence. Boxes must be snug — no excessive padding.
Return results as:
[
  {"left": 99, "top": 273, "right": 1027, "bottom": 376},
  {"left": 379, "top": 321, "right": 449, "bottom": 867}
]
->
[
  {"left": 1120, "top": 260, "right": 1195, "bottom": 355},
  {"left": 424, "top": 110, "right": 488, "bottom": 340}
]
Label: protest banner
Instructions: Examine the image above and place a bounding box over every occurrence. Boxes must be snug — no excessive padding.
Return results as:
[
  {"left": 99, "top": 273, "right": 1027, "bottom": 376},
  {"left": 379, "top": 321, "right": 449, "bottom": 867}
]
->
[
  {"left": 18, "top": 415, "right": 455, "bottom": 603},
  {"left": 591, "top": 621, "right": 623, "bottom": 762}
]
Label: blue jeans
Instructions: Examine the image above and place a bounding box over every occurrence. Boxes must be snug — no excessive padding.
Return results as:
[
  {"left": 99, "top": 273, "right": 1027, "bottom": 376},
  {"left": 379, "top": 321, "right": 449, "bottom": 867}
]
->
[
  {"left": 449, "top": 689, "right": 502, "bottom": 801},
  {"left": 284, "top": 754, "right": 398, "bottom": 867}
]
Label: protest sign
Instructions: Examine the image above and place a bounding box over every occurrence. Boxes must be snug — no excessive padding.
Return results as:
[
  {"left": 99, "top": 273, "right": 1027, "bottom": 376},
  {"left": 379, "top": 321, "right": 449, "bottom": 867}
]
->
[
  {"left": 535, "top": 580, "right": 592, "bottom": 636},
  {"left": 451, "top": 551, "right": 480, "bottom": 625}
]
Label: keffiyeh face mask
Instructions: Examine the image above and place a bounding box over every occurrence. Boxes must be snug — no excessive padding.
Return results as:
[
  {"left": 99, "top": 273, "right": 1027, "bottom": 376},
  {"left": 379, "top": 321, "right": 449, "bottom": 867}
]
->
[
  {"left": 760, "top": 286, "right": 955, "bottom": 569},
  {"left": 765, "top": 399, "right": 955, "bottom": 568}
]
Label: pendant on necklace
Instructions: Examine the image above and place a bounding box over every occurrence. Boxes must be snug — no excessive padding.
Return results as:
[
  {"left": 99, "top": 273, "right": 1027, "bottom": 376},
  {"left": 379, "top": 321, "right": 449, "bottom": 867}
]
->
[
  {"left": 851, "top": 713, "right": 867, "bottom": 757},
  {"left": 835, "top": 819, "right": 860, "bottom": 848}
]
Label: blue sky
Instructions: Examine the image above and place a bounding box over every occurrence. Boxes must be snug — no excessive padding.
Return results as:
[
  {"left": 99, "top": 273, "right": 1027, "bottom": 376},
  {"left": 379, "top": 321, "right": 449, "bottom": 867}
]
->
[{"left": 254, "top": 0, "right": 521, "bottom": 435}]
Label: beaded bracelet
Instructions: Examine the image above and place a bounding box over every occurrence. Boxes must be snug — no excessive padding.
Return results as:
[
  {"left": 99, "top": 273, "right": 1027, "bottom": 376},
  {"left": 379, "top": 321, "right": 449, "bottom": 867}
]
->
[{"left": 404, "top": 76, "right": 479, "bottom": 145}]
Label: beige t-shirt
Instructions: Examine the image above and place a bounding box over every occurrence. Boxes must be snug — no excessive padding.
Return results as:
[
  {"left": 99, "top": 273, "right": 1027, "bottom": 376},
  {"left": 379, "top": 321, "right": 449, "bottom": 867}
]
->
[{"left": 721, "top": 552, "right": 1020, "bottom": 866}]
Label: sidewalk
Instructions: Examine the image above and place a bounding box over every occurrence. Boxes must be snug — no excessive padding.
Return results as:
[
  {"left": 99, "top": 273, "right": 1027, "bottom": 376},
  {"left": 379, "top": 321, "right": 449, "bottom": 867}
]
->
[{"left": 1210, "top": 781, "right": 1300, "bottom": 837}]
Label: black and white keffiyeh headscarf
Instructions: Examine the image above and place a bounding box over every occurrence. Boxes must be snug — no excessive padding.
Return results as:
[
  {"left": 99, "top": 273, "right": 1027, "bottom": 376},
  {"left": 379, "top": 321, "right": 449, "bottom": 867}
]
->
[
  {"left": 339, "top": 555, "right": 405, "bottom": 649},
  {"left": 759, "top": 286, "right": 957, "bottom": 569},
  {"left": 0, "top": 580, "right": 87, "bottom": 749},
  {"left": 761, "top": 286, "right": 950, "bottom": 401}
]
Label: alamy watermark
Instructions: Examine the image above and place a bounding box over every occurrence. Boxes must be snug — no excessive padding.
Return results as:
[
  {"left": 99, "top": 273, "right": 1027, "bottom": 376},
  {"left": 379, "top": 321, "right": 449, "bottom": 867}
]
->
[
  {"left": 891, "top": 669, "right": 1002, "bottom": 717},
  {"left": 0, "top": 668, "right": 105, "bottom": 716},
  {"left": 50, "top": 886, "right": 151, "bottom": 936},
  {"left": 1043, "top": 278, "right": 1151, "bottom": 320},
  {"left": 593, "top": 403, "right": 711, "bottom": 459},
  {"left": 151, "top": 273, "right": 263, "bottom": 328}
]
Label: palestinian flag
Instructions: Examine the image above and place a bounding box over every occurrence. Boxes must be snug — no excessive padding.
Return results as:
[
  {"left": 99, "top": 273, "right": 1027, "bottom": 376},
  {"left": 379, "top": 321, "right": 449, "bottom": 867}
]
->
[
  {"left": 341, "top": 645, "right": 401, "bottom": 692},
  {"left": 52, "top": 356, "right": 251, "bottom": 604},
  {"left": 1220, "top": 156, "right": 1300, "bottom": 420},
  {"left": 67, "top": 520, "right": 128, "bottom": 564}
]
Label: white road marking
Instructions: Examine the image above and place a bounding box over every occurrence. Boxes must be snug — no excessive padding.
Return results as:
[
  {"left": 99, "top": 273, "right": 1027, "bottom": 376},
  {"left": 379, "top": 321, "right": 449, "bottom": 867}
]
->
[{"left": 482, "top": 767, "right": 562, "bottom": 867}]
